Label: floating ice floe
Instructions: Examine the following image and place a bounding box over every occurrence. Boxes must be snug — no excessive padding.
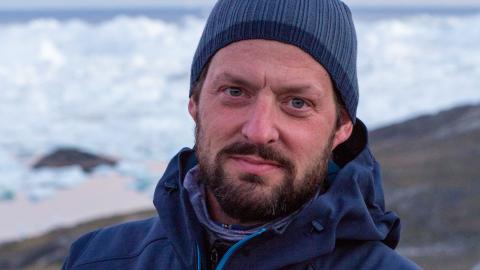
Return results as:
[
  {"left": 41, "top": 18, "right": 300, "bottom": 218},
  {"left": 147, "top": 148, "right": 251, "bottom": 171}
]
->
[{"left": 0, "top": 12, "right": 479, "bottom": 202}]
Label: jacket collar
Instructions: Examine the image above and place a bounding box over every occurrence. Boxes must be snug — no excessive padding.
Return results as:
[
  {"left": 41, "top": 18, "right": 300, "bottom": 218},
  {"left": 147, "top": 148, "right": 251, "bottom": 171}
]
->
[{"left": 153, "top": 148, "right": 202, "bottom": 268}]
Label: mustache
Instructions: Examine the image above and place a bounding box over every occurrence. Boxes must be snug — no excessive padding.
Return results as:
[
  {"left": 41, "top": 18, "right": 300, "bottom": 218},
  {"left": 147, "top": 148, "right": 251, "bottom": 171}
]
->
[{"left": 218, "top": 142, "right": 295, "bottom": 174}]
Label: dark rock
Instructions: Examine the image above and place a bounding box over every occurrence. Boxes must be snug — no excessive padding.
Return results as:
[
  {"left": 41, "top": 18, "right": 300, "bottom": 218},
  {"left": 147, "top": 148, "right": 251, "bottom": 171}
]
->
[
  {"left": 369, "top": 103, "right": 480, "bottom": 270},
  {"left": 32, "top": 147, "right": 117, "bottom": 173},
  {"left": 371, "top": 104, "right": 480, "bottom": 145}
]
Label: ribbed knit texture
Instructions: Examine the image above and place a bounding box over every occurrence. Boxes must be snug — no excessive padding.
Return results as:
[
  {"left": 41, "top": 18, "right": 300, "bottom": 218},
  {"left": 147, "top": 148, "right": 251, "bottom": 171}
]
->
[{"left": 190, "top": 0, "right": 359, "bottom": 122}]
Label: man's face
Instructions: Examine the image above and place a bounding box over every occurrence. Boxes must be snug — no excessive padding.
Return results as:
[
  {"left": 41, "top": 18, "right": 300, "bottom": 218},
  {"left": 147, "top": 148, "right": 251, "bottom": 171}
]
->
[{"left": 189, "top": 40, "right": 352, "bottom": 224}]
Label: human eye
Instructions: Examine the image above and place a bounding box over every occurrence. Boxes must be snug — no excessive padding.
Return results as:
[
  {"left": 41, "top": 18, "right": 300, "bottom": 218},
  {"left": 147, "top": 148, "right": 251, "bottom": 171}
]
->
[
  {"left": 224, "top": 87, "right": 244, "bottom": 97},
  {"left": 219, "top": 86, "right": 250, "bottom": 105},
  {"left": 289, "top": 97, "right": 307, "bottom": 109},
  {"left": 282, "top": 96, "right": 313, "bottom": 117}
]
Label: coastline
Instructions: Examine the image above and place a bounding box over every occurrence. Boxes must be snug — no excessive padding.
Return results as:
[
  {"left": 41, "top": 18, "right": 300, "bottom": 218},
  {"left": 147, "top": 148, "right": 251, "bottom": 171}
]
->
[{"left": 0, "top": 173, "right": 157, "bottom": 244}]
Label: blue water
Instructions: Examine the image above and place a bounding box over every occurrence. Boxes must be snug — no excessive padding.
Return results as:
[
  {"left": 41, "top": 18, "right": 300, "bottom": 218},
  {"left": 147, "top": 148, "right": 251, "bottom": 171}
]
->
[
  {"left": 1, "top": 6, "right": 479, "bottom": 24},
  {"left": 350, "top": 6, "right": 480, "bottom": 20},
  {"left": 0, "top": 7, "right": 210, "bottom": 24}
]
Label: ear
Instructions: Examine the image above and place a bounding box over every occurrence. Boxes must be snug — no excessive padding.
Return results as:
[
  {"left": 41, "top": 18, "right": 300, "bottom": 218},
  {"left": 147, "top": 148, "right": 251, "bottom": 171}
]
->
[
  {"left": 332, "top": 109, "right": 354, "bottom": 149},
  {"left": 188, "top": 97, "right": 198, "bottom": 122}
]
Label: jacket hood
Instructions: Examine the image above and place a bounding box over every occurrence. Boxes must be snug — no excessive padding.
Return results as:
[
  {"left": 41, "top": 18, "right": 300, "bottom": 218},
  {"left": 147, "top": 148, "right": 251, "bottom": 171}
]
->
[{"left": 153, "top": 125, "right": 400, "bottom": 267}]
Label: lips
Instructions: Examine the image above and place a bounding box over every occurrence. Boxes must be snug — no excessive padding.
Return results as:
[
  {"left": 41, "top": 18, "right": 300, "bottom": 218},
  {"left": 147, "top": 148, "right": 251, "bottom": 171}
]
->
[{"left": 229, "top": 155, "right": 282, "bottom": 175}]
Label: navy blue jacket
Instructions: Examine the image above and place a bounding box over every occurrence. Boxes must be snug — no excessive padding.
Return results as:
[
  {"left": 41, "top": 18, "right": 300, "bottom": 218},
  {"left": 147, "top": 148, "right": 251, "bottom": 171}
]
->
[{"left": 62, "top": 146, "right": 421, "bottom": 269}]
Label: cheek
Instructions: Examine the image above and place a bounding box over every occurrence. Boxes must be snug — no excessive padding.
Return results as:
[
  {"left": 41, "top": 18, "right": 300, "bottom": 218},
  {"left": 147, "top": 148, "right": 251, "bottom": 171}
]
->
[
  {"left": 279, "top": 123, "right": 333, "bottom": 167},
  {"left": 198, "top": 106, "right": 244, "bottom": 149}
]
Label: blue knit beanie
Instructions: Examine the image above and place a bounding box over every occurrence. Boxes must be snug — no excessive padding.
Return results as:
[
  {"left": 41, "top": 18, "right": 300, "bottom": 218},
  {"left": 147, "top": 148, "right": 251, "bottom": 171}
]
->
[{"left": 190, "top": 0, "right": 359, "bottom": 123}]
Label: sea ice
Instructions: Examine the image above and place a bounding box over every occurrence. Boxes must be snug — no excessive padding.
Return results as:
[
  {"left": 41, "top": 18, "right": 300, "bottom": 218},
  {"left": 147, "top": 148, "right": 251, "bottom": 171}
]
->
[{"left": 0, "top": 12, "right": 479, "bottom": 201}]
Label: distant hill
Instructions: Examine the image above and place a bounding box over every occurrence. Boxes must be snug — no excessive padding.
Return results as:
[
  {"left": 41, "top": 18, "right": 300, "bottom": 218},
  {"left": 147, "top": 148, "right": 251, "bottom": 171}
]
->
[
  {"left": 370, "top": 103, "right": 480, "bottom": 270},
  {"left": 0, "top": 210, "right": 156, "bottom": 270},
  {"left": 1, "top": 104, "right": 479, "bottom": 270}
]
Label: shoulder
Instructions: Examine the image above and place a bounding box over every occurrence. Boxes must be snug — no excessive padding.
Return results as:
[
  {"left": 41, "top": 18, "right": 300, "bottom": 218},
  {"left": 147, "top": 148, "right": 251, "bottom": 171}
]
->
[
  {"left": 312, "top": 240, "right": 422, "bottom": 270},
  {"left": 62, "top": 216, "right": 171, "bottom": 270}
]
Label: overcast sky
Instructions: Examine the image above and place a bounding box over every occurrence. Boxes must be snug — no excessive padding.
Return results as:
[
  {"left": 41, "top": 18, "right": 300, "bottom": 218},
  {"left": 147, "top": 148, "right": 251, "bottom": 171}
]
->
[{"left": 1, "top": 0, "right": 479, "bottom": 10}]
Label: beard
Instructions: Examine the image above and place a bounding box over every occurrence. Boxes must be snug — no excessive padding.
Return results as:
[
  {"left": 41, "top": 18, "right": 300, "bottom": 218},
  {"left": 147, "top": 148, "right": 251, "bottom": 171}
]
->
[{"left": 194, "top": 123, "right": 335, "bottom": 224}]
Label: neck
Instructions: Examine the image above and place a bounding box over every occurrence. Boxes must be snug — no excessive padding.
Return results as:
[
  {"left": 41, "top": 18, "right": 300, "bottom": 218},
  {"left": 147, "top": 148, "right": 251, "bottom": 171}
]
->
[{"left": 205, "top": 187, "right": 261, "bottom": 227}]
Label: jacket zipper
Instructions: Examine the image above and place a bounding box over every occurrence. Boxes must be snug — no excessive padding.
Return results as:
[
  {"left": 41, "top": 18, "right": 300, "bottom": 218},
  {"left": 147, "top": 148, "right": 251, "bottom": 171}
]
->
[
  {"left": 196, "top": 244, "right": 202, "bottom": 270},
  {"left": 215, "top": 228, "right": 268, "bottom": 270}
]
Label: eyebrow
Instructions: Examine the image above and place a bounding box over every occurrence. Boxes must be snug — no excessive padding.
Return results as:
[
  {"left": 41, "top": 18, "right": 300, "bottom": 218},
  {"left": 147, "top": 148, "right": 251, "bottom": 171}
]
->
[{"left": 210, "top": 72, "right": 258, "bottom": 90}]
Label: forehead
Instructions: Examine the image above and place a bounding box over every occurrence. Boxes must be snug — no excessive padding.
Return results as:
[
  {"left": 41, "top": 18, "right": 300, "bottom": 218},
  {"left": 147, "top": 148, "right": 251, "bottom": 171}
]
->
[
  {"left": 210, "top": 39, "right": 326, "bottom": 71},
  {"left": 204, "top": 39, "right": 333, "bottom": 92}
]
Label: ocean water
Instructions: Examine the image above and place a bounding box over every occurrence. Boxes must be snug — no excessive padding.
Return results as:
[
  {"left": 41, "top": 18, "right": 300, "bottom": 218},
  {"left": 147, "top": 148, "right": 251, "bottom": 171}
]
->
[{"left": 1, "top": 7, "right": 479, "bottom": 201}]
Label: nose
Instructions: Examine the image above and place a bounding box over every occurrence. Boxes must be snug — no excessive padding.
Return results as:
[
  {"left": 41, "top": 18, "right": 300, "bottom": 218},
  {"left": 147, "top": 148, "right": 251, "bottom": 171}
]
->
[{"left": 241, "top": 94, "right": 280, "bottom": 145}]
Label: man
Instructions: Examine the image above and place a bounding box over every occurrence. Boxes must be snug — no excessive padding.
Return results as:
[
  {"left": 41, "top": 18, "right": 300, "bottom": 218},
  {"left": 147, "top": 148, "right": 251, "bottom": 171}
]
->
[{"left": 62, "top": 0, "right": 421, "bottom": 269}]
